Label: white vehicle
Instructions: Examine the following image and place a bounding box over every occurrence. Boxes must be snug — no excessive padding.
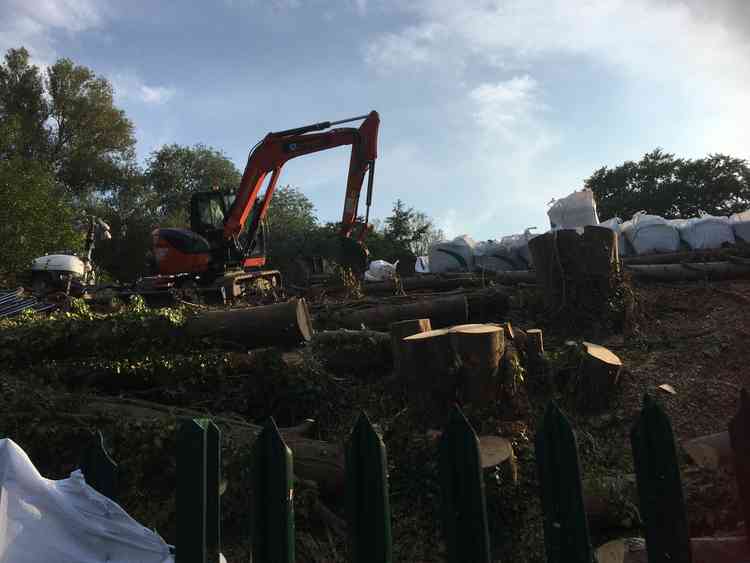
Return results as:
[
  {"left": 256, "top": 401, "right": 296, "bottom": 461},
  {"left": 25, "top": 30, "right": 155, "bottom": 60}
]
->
[{"left": 29, "top": 217, "right": 111, "bottom": 295}]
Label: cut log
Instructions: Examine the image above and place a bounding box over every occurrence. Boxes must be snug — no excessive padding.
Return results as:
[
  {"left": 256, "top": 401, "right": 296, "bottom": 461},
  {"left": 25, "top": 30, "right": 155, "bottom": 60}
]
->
[
  {"left": 310, "top": 329, "right": 391, "bottom": 377},
  {"left": 626, "top": 261, "right": 750, "bottom": 282},
  {"left": 525, "top": 328, "right": 550, "bottom": 389},
  {"left": 466, "top": 287, "right": 512, "bottom": 323},
  {"left": 401, "top": 328, "right": 461, "bottom": 424},
  {"left": 390, "top": 318, "right": 432, "bottom": 377},
  {"left": 595, "top": 536, "right": 750, "bottom": 563},
  {"left": 451, "top": 325, "right": 505, "bottom": 406},
  {"left": 573, "top": 342, "right": 623, "bottom": 412},
  {"left": 479, "top": 435, "right": 518, "bottom": 485},
  {"left": 363, "top": 273, "right": 483, "bottom": 294},
  {"left": 622, "top": 247, "right": 746, "bottom": 266},
  {"left": 682, "top": 431, "right": 733, "bottom": 470},
  {"left": 316, "top": 295, "right": 468, "bottom": 331},
  {"left": 185, "top": 298, "right": 313, "bottom": 347},
  {"left": 82, "top": 395, "right": 345, "bottom": 493}
]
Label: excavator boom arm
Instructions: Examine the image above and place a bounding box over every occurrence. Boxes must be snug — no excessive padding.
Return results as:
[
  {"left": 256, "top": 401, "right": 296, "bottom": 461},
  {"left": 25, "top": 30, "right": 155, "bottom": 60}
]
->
[{"left": 223, "top": 111, "right": 380, "bottom": 245}]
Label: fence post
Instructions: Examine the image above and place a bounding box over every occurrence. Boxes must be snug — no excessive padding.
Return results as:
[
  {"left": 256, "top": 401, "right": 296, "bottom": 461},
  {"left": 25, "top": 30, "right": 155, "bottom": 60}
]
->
[
  {"left": 729, "top": 388, "right": 750, "bottom": 542},
  {"left": 80, "top": 430, "right": 118, "bottom": 501},
  {"left": 176, "top": 418, "right": 208, "bottom": 563},
  {"left": 206, "top": 421, "right": 221, "bottom": 563},
  {"left": 346, "top": 412, "right": 393, "bottom": 563},
  {"left": 438, "top": 404, "right": 491, "bottom": 563},
  {"left": 631, "top": 394, "right": 691, "bottom": 563},
  {"left": 535, "top": 402, "right": 593, "bottom": 563},
  {"left": 250, "top": 417, "right": 294, "bottom": 563}
]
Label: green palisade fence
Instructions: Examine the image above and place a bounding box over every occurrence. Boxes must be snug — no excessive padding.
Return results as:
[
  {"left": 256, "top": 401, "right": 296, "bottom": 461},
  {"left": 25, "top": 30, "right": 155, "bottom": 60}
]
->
[
  {"left": 438, "top": 404, "right": 491, "bottom": 563},
  {"left": 535, "top": 402, "right": 594, "bottom": 563},
  {"left": 346, "top": 412, "right": 393, "bottom": 563},
  {"left": 250, "top": 417, "right": 295, "bottom": 563},
  {"left": 631, "top": 394, "right": 691, "bottom": 563},
  {"left": 73, "top": 389, "right": 750, "bottom": 563},
  {"left": 80, "top": 430, "right": 118, "bottom": 502}
]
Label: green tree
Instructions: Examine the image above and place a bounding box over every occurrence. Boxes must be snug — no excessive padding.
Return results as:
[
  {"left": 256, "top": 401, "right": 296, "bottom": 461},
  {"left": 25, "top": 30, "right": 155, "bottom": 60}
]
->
[
  {"left": 145, "top": 143, "right": 241, "bottom": 223},
  {"left": 585, "top": 148, "right": 750, "bottom": 220},
  {"left": 0, "top": 48, "right": 48, "bottom": 160},
  {"left": 381, "top": 199, "right": 443, "bottom": 257},
  {"left": 0, "top": 157, "right": 81, "bottom": 275},
  {"left": 46, "top": 57, "right": 136, "bottom": 197}
]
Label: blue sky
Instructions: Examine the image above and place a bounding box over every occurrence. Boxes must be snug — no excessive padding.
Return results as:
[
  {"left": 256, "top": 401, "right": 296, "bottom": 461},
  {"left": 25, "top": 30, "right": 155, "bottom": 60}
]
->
[{"left": 2, "top": 0, "right": 750, "bottom": 240}]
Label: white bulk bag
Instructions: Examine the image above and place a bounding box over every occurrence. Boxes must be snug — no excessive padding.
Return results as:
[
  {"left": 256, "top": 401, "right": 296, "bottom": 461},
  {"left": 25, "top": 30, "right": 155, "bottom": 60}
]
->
[
  {"left": 624, "top": 212, "right": 680, "bottom": 255},
  {"left": 677, "top": 215, "right": 735, "bottom": 250},
  {"left": 428, "top": 235, "right": 476, "bottom": 273},
  {"left": 0, "top": 438, "right": 216, "bottom": 563},
  {"left": 547, "top": 189, "right": 599, "bottom": 230},
  {"left": 730, "top": 210, "right": 750, "bottom": 242},
  {"left": 474, "top": 239, "right": 524, "bottom": 272},
  {"left": 415, "top": 256, "right": 430, "bottom": 273},
  {"left": 364, "top": 259, "right": 398, "bottom": 281}
]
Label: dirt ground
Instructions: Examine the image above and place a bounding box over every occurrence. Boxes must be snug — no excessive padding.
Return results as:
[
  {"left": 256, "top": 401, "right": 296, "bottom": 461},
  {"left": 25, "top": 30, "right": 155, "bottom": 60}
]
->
[{"left": 1, "top": 276, "right": 748, "bottom": 562}]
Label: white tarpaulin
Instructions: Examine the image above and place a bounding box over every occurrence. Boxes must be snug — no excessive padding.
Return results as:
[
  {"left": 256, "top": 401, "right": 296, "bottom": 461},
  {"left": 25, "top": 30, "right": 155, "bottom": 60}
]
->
[
  {"left": 0, "top": 438, "right": 225, "bottom": 563},
  {"left": 547, "top": 189, "right": 599, "bottom": 230},
  {"left": 599, "top": 217, "right": 630, "bottom": 256}
]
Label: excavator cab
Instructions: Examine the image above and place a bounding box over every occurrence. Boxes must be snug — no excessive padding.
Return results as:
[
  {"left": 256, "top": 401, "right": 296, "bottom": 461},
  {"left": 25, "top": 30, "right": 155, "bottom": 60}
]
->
[{"left": 189, "top": 191, "right": 267, "bottom": 268}]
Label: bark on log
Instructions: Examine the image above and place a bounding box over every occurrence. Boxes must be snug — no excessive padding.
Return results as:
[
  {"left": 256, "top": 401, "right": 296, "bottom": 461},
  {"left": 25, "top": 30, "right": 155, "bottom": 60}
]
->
[
  {"left": 401, "top": 328, "right": 461, "bottom": 425},
  {"left": 573, "top": 342, "right": 623, "bottom": 412},
  {"left": 528, "top": 226, "right": 618, "bottom": 321},
  {"left": 390, "top": 319, "right": 432, "bottom": 377},
  {"left": 682, "top": 431, "right": 733, "bottom": 470},
  {"left": 622, "top": 247, "right": 747, "bottom": 265},
  {"left": 317, "top": 295, "right": 468, "bottom": 331},
  {"left": 466, "top": 287, "right": 512, "bottom": 323},
  {"left": 310, "top": 329, "right": 392, "bottom": 377},
  {"left": 626, "top": 261, "right": 750, "bottom": 282},
  {"left": 451, "top": 325, "right": 505, "bottom": 406},
  {"left": 499, "top": 342, "right": 523, "bottom": 400},
  {"left": 184, "top": 298, "right": 314, "bottom": 347},
  {"left": 595, "top": 536, "right": 750, "bottom": 563},
  {"left": 363, "top": 273, "right": 483, "bottom": 294}
]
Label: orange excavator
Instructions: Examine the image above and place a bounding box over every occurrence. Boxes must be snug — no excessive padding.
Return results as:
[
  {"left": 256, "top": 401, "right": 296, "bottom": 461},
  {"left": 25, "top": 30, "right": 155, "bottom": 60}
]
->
[{"left": 147, "top": 111, "right": 380, "bottom": 300}]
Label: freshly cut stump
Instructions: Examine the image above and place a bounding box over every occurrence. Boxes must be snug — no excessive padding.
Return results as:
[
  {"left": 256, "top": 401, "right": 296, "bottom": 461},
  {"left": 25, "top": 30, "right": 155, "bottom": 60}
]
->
[
  {"left": 479, "top": 435, "right": 518, "bottom": 485},
  {"left": 451, "top": 325, "right": 505, "bottom": 406},
  {"left": 574, "top": 342, "right": 623, "bottom": 412},
  {"left": 390, "top": 318, "right": 432, "bottom": 377},
  {"left": 402, "top": 328, "right": 461, "bottom": 424}
]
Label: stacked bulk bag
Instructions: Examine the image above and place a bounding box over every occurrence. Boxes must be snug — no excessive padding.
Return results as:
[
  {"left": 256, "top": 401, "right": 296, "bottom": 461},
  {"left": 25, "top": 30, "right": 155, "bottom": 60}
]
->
[
  {"left": 547, "top": 189, "right": 599, "bottom": 230},
  {"left": 428, "top": 235, "right": 476, "bottom": 273},
  {"left": 622, "top": 212, "right": 680, "bottom": 255},
  {"left": 474, "top": 240, "right": 523, "bottom": 272},
  {"left": 730, "top": 210, "right": 750, "bottom": 242},
  {"left": 676, "top": 214, "right": 735, "bottom": 250}
]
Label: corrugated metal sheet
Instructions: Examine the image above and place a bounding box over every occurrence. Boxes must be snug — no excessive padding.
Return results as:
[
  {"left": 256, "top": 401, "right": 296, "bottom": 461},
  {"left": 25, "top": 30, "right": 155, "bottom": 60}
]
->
[{"left": 0, "top": 288, "right": 57, "bottom": 318}]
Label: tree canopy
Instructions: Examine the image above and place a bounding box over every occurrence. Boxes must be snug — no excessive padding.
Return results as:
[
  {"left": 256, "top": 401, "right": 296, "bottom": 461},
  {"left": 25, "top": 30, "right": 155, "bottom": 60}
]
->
[{"left": 585, "top": 148, "right": 750, "bottom": 220}]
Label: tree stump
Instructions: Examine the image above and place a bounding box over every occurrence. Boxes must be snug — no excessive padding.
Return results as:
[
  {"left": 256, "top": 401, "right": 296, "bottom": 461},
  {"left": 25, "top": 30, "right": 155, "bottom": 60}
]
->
[
  {"left": 390, "top": 318, "right": 432, "bottom": 377},
  {"left": 573, "top": 342, "right": 623, "bottom": 412},
  {"left": 528, "top": 225, "right": 618, "bottom": 328},
  {"left": 682, "top": 431, "right": 733, "bottom": 470},
  {"left": 451, "top": 325, "right": 505, "bottom": 406},
  {"left": 401, "top": 328, "right": 461, "bottom": 425}
]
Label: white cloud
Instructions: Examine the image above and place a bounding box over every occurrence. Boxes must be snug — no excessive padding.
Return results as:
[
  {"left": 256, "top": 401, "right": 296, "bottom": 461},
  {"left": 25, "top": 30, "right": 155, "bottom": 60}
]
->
[
  {"left": 361, "top": 0, "right": 750, "bottom": 236},
  {"left": 0, "top": 0, "right": 105, "bottom": 63},
  {"left": 112, "top": 73, "right": 176, "bottom": 105}
]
